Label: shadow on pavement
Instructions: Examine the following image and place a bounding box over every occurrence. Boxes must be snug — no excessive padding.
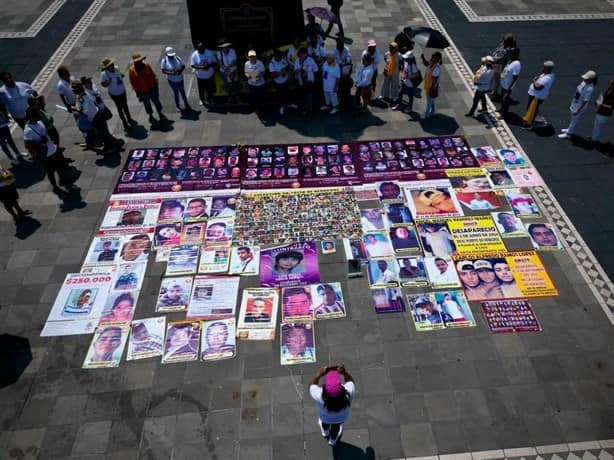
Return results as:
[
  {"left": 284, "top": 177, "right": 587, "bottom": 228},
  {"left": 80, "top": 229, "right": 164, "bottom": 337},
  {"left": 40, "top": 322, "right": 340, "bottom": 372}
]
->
[
  {"left": 180, "top": 109, "right": 202, "bottom": 121},
  {"left": 0, "top": 334, "right": 32, "bottom": 388},
  {"left": 11, "top": 161, "right": 45, "bottom": 189},
  {"left": 275, "top": 109, "right": 386, "bottom": 140},
  {"left": 333, "top": 443, "right": 375, "bottom": 460},
  {"left": 124, "top": 125, "right": 149, "bottom": 140},
  {"left": 95, "top": 152, "right": 123, "bottom": 168},
  {"left": 150, "top": 118, "right": 175, "bottom": 132},
  {"left": 59, "top": 186, "right": 87, "bottom": 213},
  {"left": 418, "top": 113, "right": 459, "bottom": 135},
  {"left": 14, "top": 216, "right": 42, "bottom": 239}
]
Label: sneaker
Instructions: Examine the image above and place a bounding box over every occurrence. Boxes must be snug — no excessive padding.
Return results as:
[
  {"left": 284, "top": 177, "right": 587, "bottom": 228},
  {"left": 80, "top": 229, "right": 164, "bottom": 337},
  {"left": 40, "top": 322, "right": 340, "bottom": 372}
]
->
[
  {"left": 561, "top": 128, "right": 568, "bottom": 133},
  {"left": 330, "top": 107, "right": 338, "bottom": 114},
  {"left": 199, "top": 100, "right": 205, "bottom": 106},
  {"left": 279, "top": 107, "right": 285, "bottom": 115},
  {"left": 320, "top": 105, "right": 330, "bottom": 111},
  {"left": 391, "top": 104, "right": 401, "bottom": 111},
  {"left": 557, "top": 132, "right": 570, "bottom": 139},
  {"left": 328, "top": 426, "right": 343, "bottom": 446},
  {"left": 288, "top": 103, "right": 298, "bottom": 109},
  {"left": 318, "top": 419, "right": 329, "bottom": 438}
]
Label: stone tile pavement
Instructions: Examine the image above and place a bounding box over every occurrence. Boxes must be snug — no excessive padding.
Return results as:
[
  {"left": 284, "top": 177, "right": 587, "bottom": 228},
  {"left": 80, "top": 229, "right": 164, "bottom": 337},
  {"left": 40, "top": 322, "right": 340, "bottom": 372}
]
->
[{"left": 0, "top": 0, "right": 613, "bottom": 459}]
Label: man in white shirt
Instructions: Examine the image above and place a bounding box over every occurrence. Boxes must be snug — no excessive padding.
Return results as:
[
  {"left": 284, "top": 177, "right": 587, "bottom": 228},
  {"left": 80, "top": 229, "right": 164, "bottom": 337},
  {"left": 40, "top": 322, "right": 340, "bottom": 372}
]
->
[
  {"left": 497, "top": 48, "right": 521, "bottom": 117},
  {"left": 522, "top": 60, "right": 555, "bottom": 129},
  {"left": 558, "top": 70, "right": 596, "bottom": 139},
  {"left": 428, "top": 257, "right": 459, "bottom": 286},
  {"left": 393, "top": 51, "right": 418, "bottom": 112},
  {"left": 374, "top": 260, "right": 398, "bottom": 285},
  {"left": 217, "top": 42, "right": 239, "bottom": 105},
  {"left": 100, "top": 57, "right": 137, "bottom": 130},
  {"left": 0, "top": 72, "right": 36, "bottom": 129},
  {"left": 320, "top": 51, "right": 340, "bottom": 114},
  {"left": 191, "top": 42, "right": 217, "bottom": 108},
  {"left": 466, "top": 56, "right": 495, "bottom": 117},
  {"left": 160, "top": 46, "right": 192, "bottom": 112},
  {"left": 294, "top": 47, "right": 319, "bottom": 114},
  {"left": 244, "top": 50, "right": 266, "bottom": 112},
  {"left": 230, "top": 246, "right": 258, "bottom": 274},
  {"left": 57, "top": 66, "right": 77, "bottom": 115},
  {"left": 268, "top": 48, "right": 290, "bottom": 115}
]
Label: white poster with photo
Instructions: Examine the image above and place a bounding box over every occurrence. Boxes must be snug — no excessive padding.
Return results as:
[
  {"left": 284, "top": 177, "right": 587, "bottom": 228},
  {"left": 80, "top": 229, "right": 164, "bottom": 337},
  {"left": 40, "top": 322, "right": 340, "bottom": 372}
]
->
[
  {"left": 41, "top": 272, "right": 113, "bottom": 336},
  {"left": 82, "top": 322, "right": 130, "bottom": 368},
  {"left": 310, "top": 282, "right": 346, "bottom": 319},
  {"left": 112, "top": 262, "right": 147, "bottom": 291},
  {"left": 156, "top": 276, "right": 193, "bottom": 312},
  {"left": 127, "top": 317, "right": 166, "bottom": 360},
  {"left": 100, "top": 198, "right": 161, "bottom": 229},
  {"left": 187, "top": 275, "right": 240, "bottom": 320},
  {"left": 228, "top": 245, "right": 260, "bottom": 275},
  {"left": 198, "top": 245, "right": 231, "bottom": 274},
  {"left": 424, "top": 256, "right": 461, "bottom": 289},
  {"left": 200, "top": 318, "right": 236, "bottom": 361},
  {"left": 98, "top": 290, "right": 140, "bottom": 325},
  {"left": 403, "top": 179, "right": 463, "bottom": 218},
  {"left": 82, "top": 234, "right": 123, "bottom": 268},
  {"left": 236, "top": 288, "right": 278, "bottom": 341}
]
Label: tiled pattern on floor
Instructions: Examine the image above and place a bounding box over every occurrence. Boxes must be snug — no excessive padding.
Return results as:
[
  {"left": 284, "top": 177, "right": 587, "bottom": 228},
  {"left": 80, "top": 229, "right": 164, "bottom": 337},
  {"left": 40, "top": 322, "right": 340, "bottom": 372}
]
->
[
  {"left": 452, "top": 0, "right": 614, "bottom": 21},
  {"left": 0, "top": 0, "right": 65, "bottom": 38}
]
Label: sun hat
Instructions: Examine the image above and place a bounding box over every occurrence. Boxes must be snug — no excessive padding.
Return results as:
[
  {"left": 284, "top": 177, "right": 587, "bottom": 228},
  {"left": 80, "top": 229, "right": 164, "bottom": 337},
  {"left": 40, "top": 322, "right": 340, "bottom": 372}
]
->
[
  {"left": 101, "top": 57, "right": 114, "bottom": 68},
  {"left": 543, "top": 60, "right": 555, "bottom": 68},
  {"left": 165, "top": 46, "right": 176, "bottom": 57},
  {"left": 132, "top": 53, "right": 146, "bottom": 62},
  {"left": 581, "top": 70, "right": 596, "bottom": 80},
  {"left": 247, "top": 49, "right": 257, "bottom": 57}
]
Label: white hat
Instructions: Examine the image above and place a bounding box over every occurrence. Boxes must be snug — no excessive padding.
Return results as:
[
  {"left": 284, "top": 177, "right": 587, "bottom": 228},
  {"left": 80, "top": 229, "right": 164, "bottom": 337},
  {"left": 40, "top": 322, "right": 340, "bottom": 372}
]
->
[
  {"left": 581, "top": 70, "right": 596, "bottom": 80},
  {"left": 543, "top": 60, "right": 555, "bottom": 68},
  {"left": 402, "top": 51, "right": 414, "bottom": 59},
  {"left": 247, "top": 49, "right": 257, "bottom": 57},
  {"left": 485, "top": 55, "right": 495, "bottom": 63},
  {"left": 165, "top": 46, "right": 176, "bottom": 57},
  {"left": 474, "top": 259, "right": 493, "bottom": 270},
  {"left": 456, "top": 261, "right": 474, "bottom": 272},
  {"left": 367, "top": 39, "right": 377, "bottom": 47}
]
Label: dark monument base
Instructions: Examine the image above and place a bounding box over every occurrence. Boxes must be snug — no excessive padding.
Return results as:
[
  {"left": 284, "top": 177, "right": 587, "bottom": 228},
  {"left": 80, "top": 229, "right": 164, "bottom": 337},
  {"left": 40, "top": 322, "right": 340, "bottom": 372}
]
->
[{"left": 186, "top": 0, "right": 305, "bottom": 52}]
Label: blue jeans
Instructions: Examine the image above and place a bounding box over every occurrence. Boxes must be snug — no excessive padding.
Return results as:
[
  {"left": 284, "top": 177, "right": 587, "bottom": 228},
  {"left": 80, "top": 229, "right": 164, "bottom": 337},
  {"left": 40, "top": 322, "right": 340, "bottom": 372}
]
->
[
  {"left": 425, "top": 94, "right": 437, "bottom": 117},
  {"left": 168, "top": 79, "right": 189, "bottom": 108},
  {"left": 395, "top": 85, "right": 414, "bottom": 110}
]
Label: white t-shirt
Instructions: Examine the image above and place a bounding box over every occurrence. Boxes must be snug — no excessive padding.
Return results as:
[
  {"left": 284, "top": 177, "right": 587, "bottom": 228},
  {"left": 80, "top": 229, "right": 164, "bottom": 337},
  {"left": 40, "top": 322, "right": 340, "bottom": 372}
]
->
[
  {"left": 474, "top": 66, "right": 494, "bottom": 91},
  {"left": 294, "top": 57, "right": 318, "bottom": 85},
  {"left": 244, "top": 60, "right": 266, "bottom": 86},
  {"left": 191, "top": 50, "right": 216, "bottom": 79},
  {"left": 400, "top": 61, "right": 418, "bottom": 88},
  {"left": 334, "top": 46, "right": 352, "bottom": 76},
  {"left": 218, "top": 49, "right": 238, "bottom": 73},
  {"left": 268, "top": 58, "right": 289, "bottom": 85},
  {"left": 355, "top": 64, "right": 375, "bottom": 88},
  {"left": 429, "top": 267, "right": 458, "bottom": 285},
  {"left": 310, "top": 382, "right": 355, "bottom": 424},
  {"left": 0, "top": 82, "right": 35, "bottom": 119},
  {"left": 161, "top": 56, "right": 185, "bottom": 83},
  {"left": 78, "top": 94, "right": 99, "bottom": 122},
  {"left": 528, "top": 72, "right": 554, "bottom": 99},
  {"left": 570, "top": 81, "right": 594, "bottom": 113},
  {"left": 501, "top": 60, "right": 521, "bottom": 90},
  {"left": 23, "top": 121, "right": 57, "bottom": 157},
  {"left": 322, "top": 62, "right": 340, "bottom": 92},
  {"left": 100, "top": 68, "right": 126, "bottom": 96},
  {"left": 57, "top": 77, "right": 76, "bottom": 106},
  {"left": 361, "top": 49, "right": 380, "bottom": 67}
]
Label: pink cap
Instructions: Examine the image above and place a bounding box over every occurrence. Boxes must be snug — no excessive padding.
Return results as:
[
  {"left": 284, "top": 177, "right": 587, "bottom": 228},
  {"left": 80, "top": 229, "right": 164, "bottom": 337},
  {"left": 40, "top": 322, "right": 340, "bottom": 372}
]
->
[
  {"left": 324, "top": 370, "right": 343, "bottom": 397},
  {"left": 367, "top": 40, "right": 377, "bottom": 47}
]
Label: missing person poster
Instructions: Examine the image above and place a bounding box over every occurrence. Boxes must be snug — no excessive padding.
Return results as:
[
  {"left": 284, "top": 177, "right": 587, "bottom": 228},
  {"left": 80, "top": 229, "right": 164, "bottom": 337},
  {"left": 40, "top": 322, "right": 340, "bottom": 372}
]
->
[
  {"left": 166, "top": 244, "right": 200, "bottom": 276},
  {"left": 280, "top": 322, "right": 316, "bottom": 365},
  {"left": 162, "top": 321, "right": 201, "bottom": 364},
  {"left": 403, "top": 179, "right": 463, "bottom": 218},
  {"left": 127, "top": 317, "right": 166, "bottom": 360},
  {"left": 260, "top": 242, "right": 320, "bottom": 288},
  {"left": 311, "top": 282, "right": 346, "bottom": 320},
  {"left": 371, "top": 288, "right": 405, "bottom": 314},
  {"left": 41, "top": 272, "right": 113, "bottom": 336},
  {"left": 228, "top": 245, "right": 260, "bottom": 275},
  {"left": 446, "top": 216, "right": 506, "bottom": 255},
  {"left": 186, "top": 275, "right": 240, "bottom": 320},
  {"left": 100, "top": 198, "right": 161, "bottom": 229},
  {"left": 482, "top": 299, "right": 542, "bottom": 333},
  {"left": 82, "top": 322, "right": 130, "bottom": 368},
  {"left": 237, "top": 288, "right": 279, "bottom": 340},
  {"left": 198, "top": 245, "right": 231, "bottom": 274},
  {"left": 156, "top": 276, "right": 192, "bottom": 312},
  {"left": 200, "top": 318, "right": 236, "bottom": 361}
]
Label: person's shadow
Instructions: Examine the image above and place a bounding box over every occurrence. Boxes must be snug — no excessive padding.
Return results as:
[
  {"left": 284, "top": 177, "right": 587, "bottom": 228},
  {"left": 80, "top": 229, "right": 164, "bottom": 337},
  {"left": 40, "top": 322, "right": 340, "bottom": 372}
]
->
[
  {"left": 333, "top": 443, "right": 375, "bottom": 460},
  {"left": 14, "top": 216, "right": 42, "bottom": 239}
]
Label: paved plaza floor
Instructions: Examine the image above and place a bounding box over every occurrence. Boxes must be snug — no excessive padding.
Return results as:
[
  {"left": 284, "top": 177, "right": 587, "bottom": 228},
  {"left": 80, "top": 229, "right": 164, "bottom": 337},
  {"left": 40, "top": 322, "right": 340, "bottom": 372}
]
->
[{"left": 0, "top": 0, "right": 613, "bottom": 459}]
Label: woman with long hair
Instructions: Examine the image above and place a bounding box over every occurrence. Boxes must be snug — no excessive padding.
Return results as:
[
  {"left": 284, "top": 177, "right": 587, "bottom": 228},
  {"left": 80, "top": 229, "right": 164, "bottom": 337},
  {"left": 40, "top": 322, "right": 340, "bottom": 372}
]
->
[{"left": 309, "top": 364, "right": 355, "bottom": 446}]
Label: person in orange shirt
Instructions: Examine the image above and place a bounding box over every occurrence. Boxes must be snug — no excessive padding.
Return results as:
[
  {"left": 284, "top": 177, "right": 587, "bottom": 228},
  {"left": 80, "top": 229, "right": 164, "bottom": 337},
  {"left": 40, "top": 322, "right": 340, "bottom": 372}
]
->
[{"left": 128, "top": 53, "right": 167, "bottom": 124}]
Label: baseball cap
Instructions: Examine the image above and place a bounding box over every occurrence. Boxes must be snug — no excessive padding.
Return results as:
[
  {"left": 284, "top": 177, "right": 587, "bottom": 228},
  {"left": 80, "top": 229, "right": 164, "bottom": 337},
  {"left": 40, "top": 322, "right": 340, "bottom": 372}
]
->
[
  {"left": 474, "top": 260, "right": 493, "bottom": 270},
  {"left": 247, "top": 49, "right": 257, "bottom": 57},
  {"left": 165, "top": 46, "right": 176, "bottom": 57},
  {"left": 456, "top": 261, "right": 474, "bottom": 271},
  {"left": 367, "top": 39, "right": 377, "bottom": 47},
  {"left": 581, "top": 70, "right": 596, "bottom": 80}
]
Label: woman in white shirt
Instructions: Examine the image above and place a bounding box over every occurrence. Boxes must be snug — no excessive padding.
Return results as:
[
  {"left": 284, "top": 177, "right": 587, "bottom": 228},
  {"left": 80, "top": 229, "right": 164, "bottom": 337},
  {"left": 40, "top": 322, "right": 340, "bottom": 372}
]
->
[
  {"left": 558, "top": 70, "right": 596, "bottom": 139},
  {"left": 244, "top": 50, "right": 266, "bottom": 112},
  {"left": 268, "top": 48, "right": 290, "bottom": 115},
  {"left": 466, "top": 56, "right": 495, "bottom": 117},
  {"left": 294, "top": 47, "right": 319, "bottom": 114},
  {"left": 217, "top": 42, "right": 239, "bottom": 105},
  {"left": 392, "top": 51, "right": 419, "bottom": 113},
  {"left": 320, "top": 51, "right": 341, "bottom": 114}
]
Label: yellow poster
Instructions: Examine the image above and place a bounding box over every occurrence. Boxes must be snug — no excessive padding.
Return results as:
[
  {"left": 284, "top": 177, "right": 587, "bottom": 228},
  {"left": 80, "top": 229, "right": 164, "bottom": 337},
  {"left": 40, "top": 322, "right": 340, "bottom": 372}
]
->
[
  {"left": 446, "top": 216, "right": 506, "bottom": 255},
  {"left": 506, "top": 251, "right": 558, "bottom": 298}
]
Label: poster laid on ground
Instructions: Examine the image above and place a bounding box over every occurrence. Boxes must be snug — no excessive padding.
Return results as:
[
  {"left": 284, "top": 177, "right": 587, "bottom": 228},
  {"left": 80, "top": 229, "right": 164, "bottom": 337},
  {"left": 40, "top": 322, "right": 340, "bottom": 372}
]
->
[
  {"left": 455, "top": 192, "right": 500, "bottom": 212},
  {"left": 166, "top": 244, "right": 200, "bottom": 276},
  {"left": 156, "top": 276, "right": 192, "bottom": 312},
  {"left": 482, "top": 299, "right": 542, "bottom": 333},
  {"left": 82, "top": 234, "right": 123, "bottom": 268},
  {"left": 403, "top": 179, "right": 463, "bottom": 218},
  {"left": 486, "top": 169, "right": 515, "bottom": 189},
  {"left": 200, "top": 318, "right": 236, "bottom": 361},
  {"left": 491, "top": 212, "right": 528, "bottom": 238},
  {"left": 112, "top": 262, "right": 147, "bottom": 291},
  {"left": 280, "top": 322, "right": 316, "bottom": 365},
  {"left": 424, "top": 256, "right": 460, "bottom": 289},
  {"left": 198, "top": 245, "right": 231, "bottom": 274},
  {"left": 407, "top": 294, "right": 445, "bottom": 331},
  {"left": 384, "top": 202, "right": 414, "bottom": 225},
  {"left": 415, "top": 220, "right": 457, "bottom": 257},
  {"left": 371, "top": 288, "right": 405, "bottom": 314},
  {"left": 186, "top": 276, "right": 240, "bottom": 320},
  {"left": 527, "top": 222, "right": 563, "bottom": 251},
  {"left": 445, "top": 216, "right": 506, "bottom": 255},
  {"left": 446, "top": 168, "right": 492, "bottom": 192},
  {"left": 343, "top": 238, "right": 367, "bottom": 262},
  {"left": 236, "top": 288, "right": 279, "bottom": 340},
  {"left": 204, "top": 218, "right": 234, "bottom": 246},
  {"left": 389, "top": 225, "right": 421, "bottom": 254},
  {"left": 504, "top": 190, "right": 541, "bottom": 218},
  {"left": 360, "top": 208, "right": 389, "bottom": 232},
  {"left": 98, "top": 290, "right": 139, "bottom": 325},
  {"left": 281, "top": 285, "right": 315, "bottom": 322},
  {"left": 227, "top": 245, "right": 260, "bottom": 275},
  {"left": 453, "top": 251, "right": 558, "bottom": 301},
  {"left": 162, "top": 320, "right": 201, "bottom": 364},
  {"left": 497, "top": 148, "right": 527, "bottom": 168},
  {"left": 368, "top": 258, "right": 400, "bottom": 288},
  {"left": 260, "top": 242, "right": 320, "bottom": 287},
  {"left": 362, "top": 231, "right": 395, "bottom": 259},
  {"left": 433, "top": 291, "right": 475, "bottom": 328},
  {"left": 311, "top": 282, "right": 346, "bottom": 319},
  {"left": 82, "top": 322, "right": 130, "bottom": 368},
  {"left": 299, "top": 143, "right": 361, "bottom": 188},
  {"left": 397, "top": 256, "right": 429, "bottom": 286},
  {"left": 180, "top": 221, "right": 207, "bottom": 244},
  {"left": 100, "top": 198, "right": 161, "bottom": 229},
  {"left": 471, "top": 146, "right": 501, "bottom": 167},
  {"left": 127, "top": 317, "right": 166, "bottom": 360},
  {"left": 508, "top": 167, "right": 544, "bottom": 187},
  {"left": 41, "top": 272, "right": 113, "bottom": 336}
]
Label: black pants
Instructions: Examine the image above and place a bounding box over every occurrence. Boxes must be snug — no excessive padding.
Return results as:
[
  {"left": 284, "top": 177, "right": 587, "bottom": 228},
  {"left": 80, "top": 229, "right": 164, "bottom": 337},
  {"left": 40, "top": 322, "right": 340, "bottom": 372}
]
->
[
  {"left": 43, "top": 153, "right": 65, "bottom": 187},
  {"left": 468, "top": 89, "right": 487, "bottom": 114},
  {"left": 274, "top": 82, "right": 288, "bottom": 109},
  {"left": 298, "top": 82, "right": 315, "bottom": 112},
  {"left": 321, "top": 422, "right": 341, "bottom": 439},
  {"left": 371, "top": 69, "right": 378, "bottom": 91},
  {"left": 499, "top": 87, "right": 512, "bottom": 114},
  {"left": 109, "top": 92, "right": 133, "bottom": 125},
  {"left": 324, "top": 4, "right": 344, "bottom": 36},
  {"left": 197, "top": 77, "right": 216, "bottom": 105},
  {"left": 92, "top": 114, "right": 115, "bottom": 149}
]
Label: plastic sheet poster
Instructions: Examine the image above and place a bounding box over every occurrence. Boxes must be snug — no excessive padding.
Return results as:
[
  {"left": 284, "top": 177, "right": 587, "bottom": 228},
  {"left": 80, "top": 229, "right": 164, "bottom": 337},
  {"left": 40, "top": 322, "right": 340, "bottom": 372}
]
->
[
  {"left": 423, "top": 256, "right": 460, "bottom": 289},
  {"left": 100, "top": 198, "right": 161, "bottom": 229},
  {"left": 311, "top": 282, "right": 346, "bottom": 319},
  {"left": 371, "top": 287, "right": 405, "bottom": 314},
  {"left": 127, "top": 317, "right": 166, "bottom": 360},
  {"left": 260, "top": 242, "right": 320, "bottom": 288},
  {"left": 237, "top": 288, "right": 278, "bottom": 340},
  {"left": 367, "top": 258, "right": 400, "bottom": 288},
  {"left": 397, "top": 256, "right": 429, "bottom": 287},
  {"left": 471, "top": 146, "right": 502, "bottom": 167},
  {"left": 508, "top": 168, "right": 544, "bottom": 187},
  {"left": 403, "top": 179, "right": 463, "bottom": 219},
  {"left": 482, "top": 299, "right": 542, "bottom": 333},
  {"left": 362, "top": 231, "right": 395, "bottom": 259},
  {"left": 415, "top": 220, "right": 457, "bottom": 258},
  {"left": 41, "top": 272, "right": 113, "bottom": 336},
  {"left": 497, "top": 148, "right": 527, "bottom": 168},
  {"left": 407, "top": 291, "right": 475, "bottom": 331},
  {"left": 204, "top": 217, "right": 234, "bottom": 246},
  {"left": 503, "top": 189, "right": 541, "bottom": 218},
  {"left": 280, "top": 322, "right": 316, "bottom": 365},
  {"left": 83, "top": 228, "right": 153, "bottom": 269},
  {"left": 491, "top": 212, "right": 528, "bottom": 238},
  {"left": 227, "top": 245, "right": 260, "bottom": 275},
  {"left": 156, "top": 276, "right": 193, "bottom": 312},
  {"left": 198, "top": 245, "right": 231, "bottom": 274},
  {"left": 180, "top": 221, "right": 207, "bottom": 245},
  {"left": 389, "top": 225, "right": 421, "bottom": 254},
  {"left": 166, "top": 244, "right": 199, "bottom": 276},
  {"left": 453, "top": 251, "right": 558, "bottom": 301},
  {"left": 186, "top": 276, "right": 239, "bottom": 320},
  {"left": 112, "top": 262, "right": 147, "bottom": 291},
  {"left": 343, "top": 238, "right": 368, "bottom": 262},
  {"left": 200, "top": 318, "right": 236, "bottom": 361},
  {"left": 281, "top": 285, "right": 315, "bottom": 322},
  {"left": 82, "top": 322, "right": 130, "bottom": 368},
  {"left": 446, "top": 216, "right": 506, "bottom": 255},
  {"left": 527, "top": 222, "right": 563, "bottom": 251},
  {"left": 455, "top": 191, "right": 500, "bottom": 212},
  {"left": 162, "top": 321, "right": 201, "bottom": 364},
  {"left": 98, "top": 290, "right": 139, "bottom": 325},
  {"left": 486, "top": 169, "right": 515, "bottom": 189}
]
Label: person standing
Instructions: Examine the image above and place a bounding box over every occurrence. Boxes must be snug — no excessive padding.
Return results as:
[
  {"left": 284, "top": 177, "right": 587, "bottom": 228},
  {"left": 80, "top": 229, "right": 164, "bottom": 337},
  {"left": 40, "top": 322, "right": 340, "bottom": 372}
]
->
[
  {"left": 191, "top": 42, "right": 217, "bottom": 108},
  {"left": 0, "top": 161, "right": 30, "bottom": 222},
  {"left": 100, "top": 57, "right": 137, "bottom": 130},
  {"left": 496, "top": 48, "right": 521, "bottom": 118},
  {"left": 269, "top": 49, "right": 290, "bottom": 115},
  {"left": 589, "top": 78, "right": 614, "bottom": 145},
  {"left": 0, "top": 107, "right": 22, "bottom": 163},
  {"left": 56, "top": 66, "right": 77, "bottom": 116},
  {"left": 321, "top": 51, "right": 340, "bottom": 114},
  {"left": 160, "top": 46, "right": 192, "bottom": 112},
  {"left": 333, "top": 39, "right": 353, "bottom": 109},
  {"left": 244, "top": 50, "right": 266, "bottom": 112},
  {"left": 324, "top": 0, "right": 344, "bottom": 37},
  {"left": 128, "top": 53, "right": 167, "bottom": 124},
  {"left": 421, "top": 52, "right": 442, "bottom": 119},
  {"left": 380, "top": 42, "right": 401, "bottom": 102},
  {"left": 392, "top": 51, "right": 418, "bottom": 113},
  {"left": 217, "top": 42, "right": 239, "bottom": 105},
  {"left": 309, "top": 364, "right": 355, "bottom": 446},
  {"left": 465, "top": 56, "right": 495, "bottom": 117},
  {"left": 558, "top": 70, "right": 596, "bottom": 139},
  {"left": 361, "top": 40, "right": 379, "bottom": 92},
  {"left": 522, "top": 61, "right": 555, "bottom": 129},
  {"left": 488, "top": 33, "right": 518, "bottom": 99},
  {"left": 355, "top": 54, "right": 375, "bottom": 113},
  {"left": 0, "top": 72, "right": 36, "bottom": 129},
  {"left": 294, "top": 47, "right": 319, "bottom": 114}
]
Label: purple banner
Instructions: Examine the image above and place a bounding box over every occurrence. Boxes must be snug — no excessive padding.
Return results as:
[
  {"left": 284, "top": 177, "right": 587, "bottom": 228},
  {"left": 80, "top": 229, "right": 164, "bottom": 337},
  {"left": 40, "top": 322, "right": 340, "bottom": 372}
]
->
[{"left": 259, "top": 242, "right": 321, "bottom": 288}]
